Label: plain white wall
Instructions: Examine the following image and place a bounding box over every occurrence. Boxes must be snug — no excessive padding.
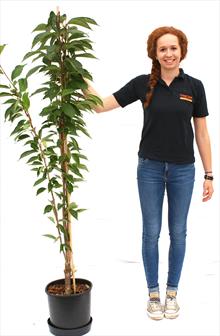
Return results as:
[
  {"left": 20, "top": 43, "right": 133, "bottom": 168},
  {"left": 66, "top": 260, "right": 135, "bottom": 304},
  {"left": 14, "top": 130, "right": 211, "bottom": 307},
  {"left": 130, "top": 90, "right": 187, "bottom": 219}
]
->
[{"left": 0, "top": 1, "right": 219, "bottom": 335}]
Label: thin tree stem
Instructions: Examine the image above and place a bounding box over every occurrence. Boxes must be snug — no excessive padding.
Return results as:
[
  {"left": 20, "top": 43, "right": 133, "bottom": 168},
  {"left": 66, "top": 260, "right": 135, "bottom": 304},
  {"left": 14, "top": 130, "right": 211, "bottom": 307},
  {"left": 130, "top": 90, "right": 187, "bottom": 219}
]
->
[{"left": 0, "top": 64, "right": 65, "bottom": 258}]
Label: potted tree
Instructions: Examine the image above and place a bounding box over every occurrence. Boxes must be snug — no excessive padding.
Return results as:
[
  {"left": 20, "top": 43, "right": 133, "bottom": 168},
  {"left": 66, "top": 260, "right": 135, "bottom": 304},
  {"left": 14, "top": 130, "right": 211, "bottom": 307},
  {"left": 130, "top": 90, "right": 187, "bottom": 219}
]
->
[{"left": 0, "top": 9, "right": 102, "bottom": 336}]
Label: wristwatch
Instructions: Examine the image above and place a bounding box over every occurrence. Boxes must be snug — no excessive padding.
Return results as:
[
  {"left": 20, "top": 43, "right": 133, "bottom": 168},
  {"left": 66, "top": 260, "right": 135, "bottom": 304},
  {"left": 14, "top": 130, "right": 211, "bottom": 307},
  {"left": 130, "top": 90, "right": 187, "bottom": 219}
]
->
[{"left": 204, "top": 174, "right": 214, "bottom": 180}]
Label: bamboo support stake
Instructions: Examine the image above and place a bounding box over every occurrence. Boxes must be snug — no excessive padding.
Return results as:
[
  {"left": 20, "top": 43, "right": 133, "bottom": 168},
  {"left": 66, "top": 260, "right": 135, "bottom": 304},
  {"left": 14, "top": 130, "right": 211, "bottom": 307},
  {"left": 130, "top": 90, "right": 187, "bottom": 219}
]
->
[{"left": 56, "top": 6, "right": 76, "bottom": 294}]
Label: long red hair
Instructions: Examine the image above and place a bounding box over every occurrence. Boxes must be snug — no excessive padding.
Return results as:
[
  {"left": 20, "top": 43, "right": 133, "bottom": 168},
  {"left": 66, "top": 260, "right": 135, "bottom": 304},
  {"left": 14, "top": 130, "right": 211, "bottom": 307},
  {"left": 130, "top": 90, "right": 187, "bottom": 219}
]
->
[{"left": 144, "top": 26, "right": 188, "bottom": 109}]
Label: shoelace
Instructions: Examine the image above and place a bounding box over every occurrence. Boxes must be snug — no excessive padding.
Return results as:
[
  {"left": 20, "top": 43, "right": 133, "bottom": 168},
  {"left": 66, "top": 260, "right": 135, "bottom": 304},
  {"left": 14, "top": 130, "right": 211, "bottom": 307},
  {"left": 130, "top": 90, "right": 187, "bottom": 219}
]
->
[
  {"left": 149, "top": 298, "right": 162, "bottom": 310},
  {"left": 166, "top": 296, "right": 177, "bottom": 307}
]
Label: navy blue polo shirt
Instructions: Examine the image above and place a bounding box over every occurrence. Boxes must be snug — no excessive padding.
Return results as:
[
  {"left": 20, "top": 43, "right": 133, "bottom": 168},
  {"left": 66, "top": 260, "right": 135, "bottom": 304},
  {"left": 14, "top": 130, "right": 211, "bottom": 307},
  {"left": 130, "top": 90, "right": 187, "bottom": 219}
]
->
[{"left": 113, "top": 69, "right": 209, "bottom": 164}]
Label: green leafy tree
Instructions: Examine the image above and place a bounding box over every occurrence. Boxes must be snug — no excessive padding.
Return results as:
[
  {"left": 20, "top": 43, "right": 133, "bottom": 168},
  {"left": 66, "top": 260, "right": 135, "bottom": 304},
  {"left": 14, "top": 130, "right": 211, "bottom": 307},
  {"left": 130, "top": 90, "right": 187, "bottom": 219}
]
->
[{"left": 0, "top": 11, "right": 102, "bottom": 294}]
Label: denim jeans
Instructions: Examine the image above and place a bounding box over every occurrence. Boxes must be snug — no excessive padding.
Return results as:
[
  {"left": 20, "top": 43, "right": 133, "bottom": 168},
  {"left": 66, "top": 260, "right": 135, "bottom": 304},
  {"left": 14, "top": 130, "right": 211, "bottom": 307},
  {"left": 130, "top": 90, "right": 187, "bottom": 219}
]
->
[{"left": 137, "top": 157, "right": 195, "bottom": 293}]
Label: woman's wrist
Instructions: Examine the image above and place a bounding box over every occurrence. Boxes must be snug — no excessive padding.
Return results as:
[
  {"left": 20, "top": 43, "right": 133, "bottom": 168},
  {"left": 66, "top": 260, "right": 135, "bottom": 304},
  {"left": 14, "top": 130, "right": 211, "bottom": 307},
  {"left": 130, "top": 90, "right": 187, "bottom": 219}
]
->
[{"left": 205, "top": 170, "right": 213, "bottom": 176}]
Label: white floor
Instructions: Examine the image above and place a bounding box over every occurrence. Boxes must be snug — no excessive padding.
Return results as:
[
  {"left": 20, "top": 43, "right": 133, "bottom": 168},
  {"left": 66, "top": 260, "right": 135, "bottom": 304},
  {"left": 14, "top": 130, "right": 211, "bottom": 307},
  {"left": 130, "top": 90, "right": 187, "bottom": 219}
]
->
[
  {"left": 0, "top": 260, "right": 219, "bottom": 336},
  {"left": 0, "top": 211, "right": 219, "bottom": 336}
]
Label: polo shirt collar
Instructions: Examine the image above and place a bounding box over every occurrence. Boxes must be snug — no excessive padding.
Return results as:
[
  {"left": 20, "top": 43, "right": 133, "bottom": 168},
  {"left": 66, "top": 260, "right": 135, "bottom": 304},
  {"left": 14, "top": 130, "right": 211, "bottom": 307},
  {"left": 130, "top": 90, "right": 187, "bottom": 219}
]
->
[
  {"left": 158, "top": 68, "right": 185, "bottom": 85},
  {"left": 177, "top": 68, "right": 185, "bottom": 79},
  {"left": 158, "top": 68, "right": 185, "bottom": 80}
]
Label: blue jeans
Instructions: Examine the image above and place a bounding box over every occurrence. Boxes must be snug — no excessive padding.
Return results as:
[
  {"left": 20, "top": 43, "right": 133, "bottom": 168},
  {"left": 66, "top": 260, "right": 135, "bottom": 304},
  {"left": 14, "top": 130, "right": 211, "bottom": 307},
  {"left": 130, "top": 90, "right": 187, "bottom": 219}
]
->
[{"left": 137, "top": 157, "right": 195, "bottom": 293}]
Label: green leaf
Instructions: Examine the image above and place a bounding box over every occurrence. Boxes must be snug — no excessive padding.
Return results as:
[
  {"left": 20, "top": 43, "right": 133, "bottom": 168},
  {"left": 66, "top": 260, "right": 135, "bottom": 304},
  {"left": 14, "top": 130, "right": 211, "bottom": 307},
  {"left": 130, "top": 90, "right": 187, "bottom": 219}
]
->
[
  {"left": 67, "top": 78, "right": 88, "bottom": 91},
  {"left": 3, "top": 98, "right": 17, "bottom": 104},
  {"left": 68, "top": 18, "right": 90, "bottom": 28},
  {"left": 27, "top": 155, "right": 39, "bottom": 164},
  {"left": 26, "top": 65, "right": 43, "bottom": 78},
  {"left": 11, "top": 64, "right": 26, "bottom": 80},
  {"left": 0, "top": 44, "right": 7, "bottom": 55},
  {"left": 34, "top": 176, "right": 46, "bottom": 186},
  {"left": 57, "top": 203, "right": 63, "bottom": 211},
  {"left": 67, "top": 181, "right": 74, "bottom": 194},
  {"left": 32, "top": 32, "right": 54, "bottom": 48},
  {"left": 69, "top": 202, "right": 78, "bottom": 209},
  {"left": 19, "top": 149, "right": 36, "bottom": 160},
  {"left": 82, "top": 69, "right": 93, "bottom": 81},
  {"left": 68, "top": 17, "right": 96, "bottom": 30},
  {"left": 36, "top": 187, "right": 46, "bottom": 195},
  {"left": 69, "top": 164, "right": 83, "bottom": 178},
  {"left": 75, "top": 52, "right": 97, "bottom": 59},
  {"left": 19, "top": 78, "right": 28, "bottom": 92},
  {"left": 22, "top": 92, "right": 30, "bottom": 110},
  {"left": 11, "top": 113, "right": 23, "bottom": 123},
  {"left": 66, "top": 40, "right": 92, "bottom": 52},
  {"left": 48, "top": 178, "right": 62, "bottom": 192},
  {"left": 78, "top": 163, "right": 89, "bottom": 171},
  {"left": 78, "top": 208, "right": 87, "bottom": 213},
  {"left": 10, "top": 119, "right": 25, "bottom": 136},
  {"left": 78, "top": 153, "right": 88, "bottom": 160},
  {"left": 72, "top": 153, "right": 80, "bottom": 164},
  {"left": 70, "top": 137, "right": 81, "bottom": 151},
  {"left": 57, "top": 224, "right": 65, "bottom": 233},
  {"left": 46, "top": 45, "right": 59, "bottom": 61},
  {"left": 62, "top": 103, "right": 75, "bottom": 118},
  {"left": 48, "top": 216, "right": 55, "bottom": 223},
  {"left": 64, "top": 58, "right": 83, "bottom": 74},
  {"left": 60, "top": 243, "right": 72, "bottom": 253},
  {"left": 43, "top": 234, "right": 57, "bottom": 240},
  {"left": 61, "top": 88, "right": 75, "bottom": 97},
  {"left": 22, "top": 49, "right": 43, "bottom": 61},
  {"left": 0, "top": 92, "right": 12, "bottom": 97},
  {"left": 77, "top": 125, "right": 91, "bottom": 138},
  {"left": 4, "top": 103, "right": 18, "bottom": 121},
  {"left": 0, "top": 84, "right": 10, "bottom": 89},
  {"left": 44, "top": 205, "right": 53, "bottom": 214},
  {"left": 76, "top": 17, "right": 98, "bottom": 26},
  {"left": 68, "top": 29, "right": 86, "bottom": 40},
  {"left": 16, "top": 134, "right": 30, "bottom": 141},
  {"left": 87, "top": 93, "right": 103, "bottom": 106},
  {"left": 32, "top": 23, "right": 48, "bottom": 32},
  {"left": 48, "top": 11, "right": 57, "bottom": 31},
  {"left": 43, "top": 85, "right": 60, "bottom": 100},
  {"left": 69, "top": 208, "right": 78, "bottom": 220},
  {"left": 30, "top": 87, "right": 47, "bottom": 97}
]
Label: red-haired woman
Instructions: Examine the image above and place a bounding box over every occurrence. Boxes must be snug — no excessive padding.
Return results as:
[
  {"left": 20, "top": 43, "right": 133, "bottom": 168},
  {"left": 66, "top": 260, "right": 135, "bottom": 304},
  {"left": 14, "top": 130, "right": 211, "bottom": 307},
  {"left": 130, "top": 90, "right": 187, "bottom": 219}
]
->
[{"left": 85, "top": 26, "right": 214, "bottom": 320}]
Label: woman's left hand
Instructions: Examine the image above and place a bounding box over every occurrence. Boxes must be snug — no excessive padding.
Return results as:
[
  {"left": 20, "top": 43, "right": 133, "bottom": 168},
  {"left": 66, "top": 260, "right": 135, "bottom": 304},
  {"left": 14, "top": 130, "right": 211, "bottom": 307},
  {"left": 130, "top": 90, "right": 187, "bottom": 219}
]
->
[{"left": 202, "top": 180, "right": 214, "bottom": 202}]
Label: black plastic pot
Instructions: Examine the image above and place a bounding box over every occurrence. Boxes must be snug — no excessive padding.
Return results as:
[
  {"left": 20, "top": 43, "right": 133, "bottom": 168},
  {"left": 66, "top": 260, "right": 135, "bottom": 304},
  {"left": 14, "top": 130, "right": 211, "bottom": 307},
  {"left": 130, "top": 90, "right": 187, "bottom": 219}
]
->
[{"left": 45, "top": 278, "right": 92, "bottom": 336}]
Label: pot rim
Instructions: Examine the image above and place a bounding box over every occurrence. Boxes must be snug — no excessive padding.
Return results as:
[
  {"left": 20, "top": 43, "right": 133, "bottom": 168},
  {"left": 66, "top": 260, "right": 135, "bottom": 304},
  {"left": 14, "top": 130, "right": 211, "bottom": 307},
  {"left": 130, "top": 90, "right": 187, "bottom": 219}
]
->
[{"left": 45, "top": 278, "right": 92, "bottom": 297}]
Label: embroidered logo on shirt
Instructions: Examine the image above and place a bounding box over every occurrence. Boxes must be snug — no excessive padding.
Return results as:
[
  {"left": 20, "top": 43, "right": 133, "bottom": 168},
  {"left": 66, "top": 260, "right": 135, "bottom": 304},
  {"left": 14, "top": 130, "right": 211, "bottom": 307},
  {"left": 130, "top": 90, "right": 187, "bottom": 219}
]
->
[{"left": 179, "top": 93, "right": 193, "bottom": 102}]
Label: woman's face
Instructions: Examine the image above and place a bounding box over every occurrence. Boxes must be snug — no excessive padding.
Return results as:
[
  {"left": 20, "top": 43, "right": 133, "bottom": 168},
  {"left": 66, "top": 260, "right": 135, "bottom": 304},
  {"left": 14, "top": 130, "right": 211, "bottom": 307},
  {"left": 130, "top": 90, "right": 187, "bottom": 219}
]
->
[{"left": 156, "top": 33, "right": 181, "bottom": 71}]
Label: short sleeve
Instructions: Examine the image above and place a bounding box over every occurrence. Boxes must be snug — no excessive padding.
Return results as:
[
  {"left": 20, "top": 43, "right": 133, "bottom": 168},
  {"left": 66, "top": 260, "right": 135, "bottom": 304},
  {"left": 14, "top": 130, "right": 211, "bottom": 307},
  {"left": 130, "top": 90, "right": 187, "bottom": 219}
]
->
[
  {"left": 193, "top": 80, "right": 209, "bottom": 117},
  {"left": 113, "top": 77, "right": 139, "bottom": 108}
]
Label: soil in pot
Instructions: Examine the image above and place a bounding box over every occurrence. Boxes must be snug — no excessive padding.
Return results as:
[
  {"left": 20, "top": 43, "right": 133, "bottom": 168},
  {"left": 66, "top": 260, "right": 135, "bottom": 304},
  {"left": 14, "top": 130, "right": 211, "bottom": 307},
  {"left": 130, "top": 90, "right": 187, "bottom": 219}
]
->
[{"left": 47, "top": 283, "right": 90, "bottom": 295}]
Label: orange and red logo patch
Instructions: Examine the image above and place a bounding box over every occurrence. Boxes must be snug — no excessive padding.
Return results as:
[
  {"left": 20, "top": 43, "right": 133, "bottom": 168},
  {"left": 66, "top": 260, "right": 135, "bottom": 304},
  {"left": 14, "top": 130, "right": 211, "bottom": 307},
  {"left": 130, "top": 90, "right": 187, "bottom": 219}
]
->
[{"left": 179, "top": 94, "right": 193, "bottom": 102}]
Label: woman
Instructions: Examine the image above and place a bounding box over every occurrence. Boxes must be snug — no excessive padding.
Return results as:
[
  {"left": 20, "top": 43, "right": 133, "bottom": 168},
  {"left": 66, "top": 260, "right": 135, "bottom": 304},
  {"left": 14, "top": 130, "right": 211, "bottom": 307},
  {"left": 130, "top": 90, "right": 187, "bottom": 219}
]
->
[{"left": 85, "top": 26, "right": 214, "bottom": 320}]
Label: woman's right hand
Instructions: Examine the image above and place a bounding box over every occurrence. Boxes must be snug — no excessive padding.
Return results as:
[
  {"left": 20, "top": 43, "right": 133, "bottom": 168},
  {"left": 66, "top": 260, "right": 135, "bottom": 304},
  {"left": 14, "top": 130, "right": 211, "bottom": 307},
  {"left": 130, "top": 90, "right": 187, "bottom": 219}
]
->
[{"left": 83, "top": 79, "right": 120, "bottom": 113}]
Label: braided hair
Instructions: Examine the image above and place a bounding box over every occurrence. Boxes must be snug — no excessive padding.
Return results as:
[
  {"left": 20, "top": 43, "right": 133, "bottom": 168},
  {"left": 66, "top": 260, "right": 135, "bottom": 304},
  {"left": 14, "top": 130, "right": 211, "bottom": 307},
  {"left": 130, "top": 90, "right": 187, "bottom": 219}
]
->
[{"left": 144, "top": 26, "right": 188, "bottom": 109}]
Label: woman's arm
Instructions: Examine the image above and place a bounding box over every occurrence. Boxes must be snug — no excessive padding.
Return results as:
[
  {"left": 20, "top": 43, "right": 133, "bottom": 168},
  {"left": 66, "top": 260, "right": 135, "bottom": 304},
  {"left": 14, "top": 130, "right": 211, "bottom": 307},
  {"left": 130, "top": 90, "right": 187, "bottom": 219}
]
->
[
  {"left": 193, "top": 117, "right": 214, "bottom": 202},
  {"left": 83, "top": 79, "right": 120, "bottom": 113}
]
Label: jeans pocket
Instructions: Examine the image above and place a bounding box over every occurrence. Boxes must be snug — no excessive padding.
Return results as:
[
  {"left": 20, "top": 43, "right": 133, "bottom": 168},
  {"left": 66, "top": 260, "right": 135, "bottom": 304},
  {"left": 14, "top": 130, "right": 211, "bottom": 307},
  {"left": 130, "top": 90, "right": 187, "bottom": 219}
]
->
[{"left": 138, "top": 157, "right": 149, "bottom": 164}]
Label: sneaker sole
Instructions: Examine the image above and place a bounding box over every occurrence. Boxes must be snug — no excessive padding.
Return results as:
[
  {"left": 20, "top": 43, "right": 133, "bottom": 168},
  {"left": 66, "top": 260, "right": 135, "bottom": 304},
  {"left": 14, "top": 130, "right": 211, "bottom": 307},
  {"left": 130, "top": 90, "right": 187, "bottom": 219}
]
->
[
  {"left": 164, "top": 311, "right": 179, "bottom": 319},
  {"left": 147, "top": 312, "right": 164, "bottom": 320}
]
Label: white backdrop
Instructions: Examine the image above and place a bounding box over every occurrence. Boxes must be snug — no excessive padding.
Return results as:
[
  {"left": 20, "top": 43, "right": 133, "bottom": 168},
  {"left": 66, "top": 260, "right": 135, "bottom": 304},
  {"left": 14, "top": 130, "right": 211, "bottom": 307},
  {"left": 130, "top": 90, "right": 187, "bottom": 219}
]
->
[{"left": 0, "top": 1, "right": 219, "bottom": 336}]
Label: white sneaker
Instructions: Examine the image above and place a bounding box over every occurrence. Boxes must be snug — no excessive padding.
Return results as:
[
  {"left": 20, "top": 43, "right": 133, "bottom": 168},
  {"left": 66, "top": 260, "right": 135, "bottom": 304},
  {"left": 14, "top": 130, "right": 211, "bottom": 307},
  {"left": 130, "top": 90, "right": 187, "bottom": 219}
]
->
[
  {"left": 164, "top": 290, "right": 180, "bottom": 319},
  {"left": 147, "top": 292, "right": 163, "bottom": 320}
]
